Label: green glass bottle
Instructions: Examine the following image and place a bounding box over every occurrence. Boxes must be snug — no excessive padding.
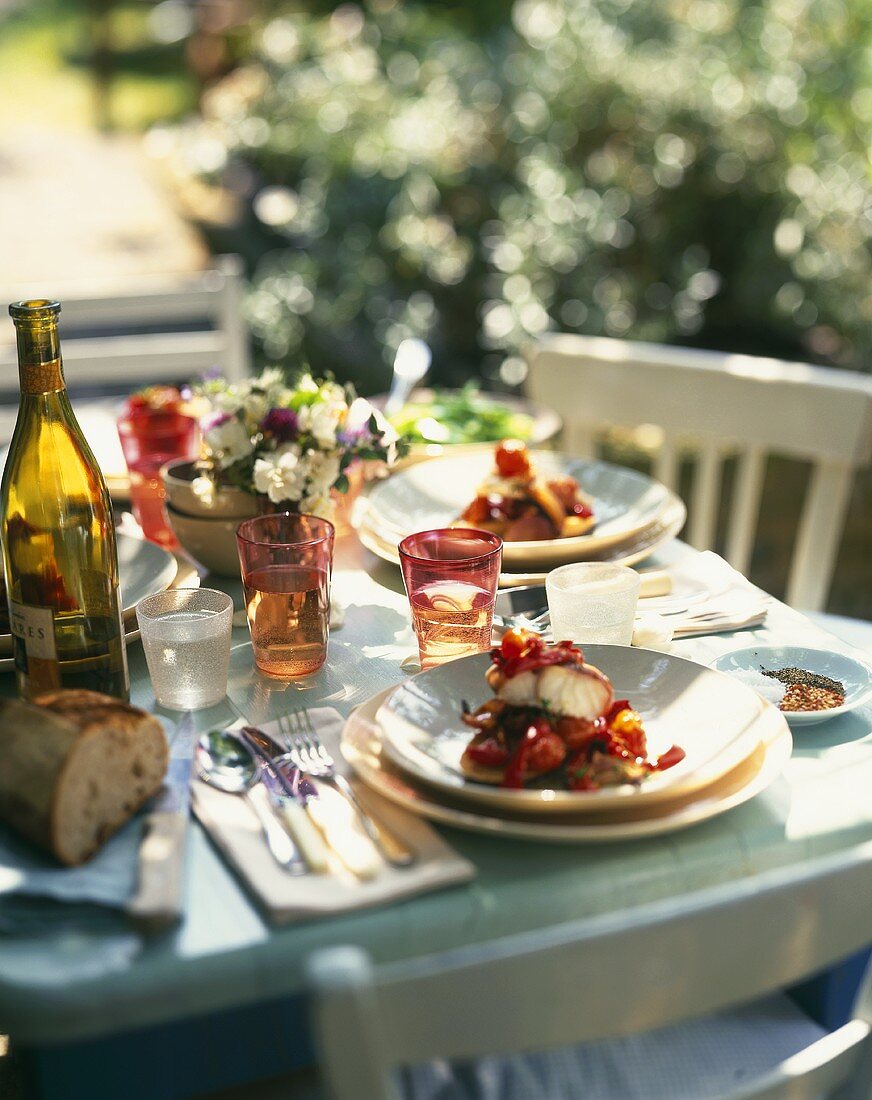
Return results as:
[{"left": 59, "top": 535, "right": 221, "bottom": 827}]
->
[{"left": 1, "top": 300, "right": 129, "bottom": 700}]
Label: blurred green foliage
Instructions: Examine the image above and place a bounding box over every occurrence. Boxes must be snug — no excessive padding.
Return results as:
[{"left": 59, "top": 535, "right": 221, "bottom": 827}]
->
[{"left": 171, "top": 0, "right": 871, "bottom": 392}]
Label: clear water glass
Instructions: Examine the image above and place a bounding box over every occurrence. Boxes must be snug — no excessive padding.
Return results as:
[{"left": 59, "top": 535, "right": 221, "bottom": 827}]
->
[
  {"left": 136, "top": 588, "right": 234, "bottom": 709},
  {"left": 546, "top": 563, "right": 640, "bottom": 645}
]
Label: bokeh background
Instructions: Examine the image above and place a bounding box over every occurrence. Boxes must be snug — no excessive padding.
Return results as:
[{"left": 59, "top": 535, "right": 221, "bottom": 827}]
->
[{"left": 0, "top": 0, "right": 869, "bottom": 612}]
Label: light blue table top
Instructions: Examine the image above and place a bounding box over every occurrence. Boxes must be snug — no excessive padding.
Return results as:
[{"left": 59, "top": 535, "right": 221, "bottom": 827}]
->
[{"left": 1, "top": 537, "right": 870, "bottom": 1044}]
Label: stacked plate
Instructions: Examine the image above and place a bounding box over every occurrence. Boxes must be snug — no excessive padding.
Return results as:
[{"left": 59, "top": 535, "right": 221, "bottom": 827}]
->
[
  {"left": 0, "top": 534, "right": 198, "bottom": 671},
  {"left": 353, "top": 449, "right": 686, "bottom": 584},
  {"left": 341, "top": 647, "right": 792, "bottom": 842}
]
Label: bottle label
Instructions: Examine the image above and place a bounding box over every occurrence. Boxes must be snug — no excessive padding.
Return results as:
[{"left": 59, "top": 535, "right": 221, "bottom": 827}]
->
[
  {"left": 10, "top": 600, "right": 61, "bottom": 695},
  {"left": 10, "top": 601, "right": 57, "bottom": 660}
]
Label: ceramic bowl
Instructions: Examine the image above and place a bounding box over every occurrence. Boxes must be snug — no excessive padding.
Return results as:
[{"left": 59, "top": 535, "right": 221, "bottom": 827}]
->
[
  {"left": 711, "top": 645, "right": 872, "bottom": 726},
  {"left": 164, "top": 503, "right": 243, "bottom": 578},
  {"left": 160, "top": 460, "right": 260, "bottom": 521}
]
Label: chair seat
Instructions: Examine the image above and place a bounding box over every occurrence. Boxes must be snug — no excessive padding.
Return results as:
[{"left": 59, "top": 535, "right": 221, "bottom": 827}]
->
[
  {"left": 210, "top": 992, "right": 825, "bottom": 1100},
  {"left": 399, "top": 992, "right": 826, "bottom": 1100}
]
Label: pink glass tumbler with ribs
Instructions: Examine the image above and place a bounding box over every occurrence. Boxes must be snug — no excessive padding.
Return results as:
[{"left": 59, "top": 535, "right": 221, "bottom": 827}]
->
[
  {"left": 236, "top": 513, "right": 335, "bottom": 678},
  {"left": 399, "top": 527, "right": 502, "bottom": 669}
]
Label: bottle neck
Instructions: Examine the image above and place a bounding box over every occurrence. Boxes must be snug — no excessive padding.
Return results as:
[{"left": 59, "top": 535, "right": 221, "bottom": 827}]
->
[{"left": 15, "top": 320, "right": 65, "bottom": 395}]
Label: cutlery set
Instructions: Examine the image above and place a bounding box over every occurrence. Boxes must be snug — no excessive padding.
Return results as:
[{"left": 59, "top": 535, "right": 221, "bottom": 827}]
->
[{"left": 196, "top": 710, "right": 416, "bottom": 878}]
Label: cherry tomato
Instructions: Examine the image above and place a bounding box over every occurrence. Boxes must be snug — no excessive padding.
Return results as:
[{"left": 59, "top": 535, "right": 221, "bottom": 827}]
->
[
  {"left": 527, "top": 729, "right": 565, "bottom": 773},
  {"left": 500, "top": 627, "right": 534, "bottom": 661},
  {"left": 495, "top": 439, "right": 531, "bottom": 478},
  {"left": 610, "top": 708, "right": 643, "bottom": 735},
  {"left": 605, "top": 699, "right": 632, "bottom": 724}
]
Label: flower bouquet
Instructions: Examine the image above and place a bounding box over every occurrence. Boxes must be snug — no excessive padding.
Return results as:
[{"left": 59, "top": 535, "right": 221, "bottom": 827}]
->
[{"left": 192, "top": 368, "right": 397, "bottom": 519}]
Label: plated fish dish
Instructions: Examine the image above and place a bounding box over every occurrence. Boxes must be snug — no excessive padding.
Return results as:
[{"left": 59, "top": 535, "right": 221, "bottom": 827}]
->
[
  {"left": 461, "top": 629, "right": 685, "bottom": 790},
  {"left": 454, "top": 440, "right": 595, "bottom": 542}
]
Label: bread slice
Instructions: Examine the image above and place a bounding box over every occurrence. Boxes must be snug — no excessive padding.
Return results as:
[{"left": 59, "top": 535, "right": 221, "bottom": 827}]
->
[{"left": 0, "top": 690, "right": 168, "bottom": 866}]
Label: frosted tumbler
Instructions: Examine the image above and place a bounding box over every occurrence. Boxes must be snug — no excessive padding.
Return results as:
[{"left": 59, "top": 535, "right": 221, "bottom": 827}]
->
[
  {"left": 136, "top": 588, "right": 233, "bottom": 709},
  {"left": 546, "top": 563, "right": 640, "bottom": 645}
]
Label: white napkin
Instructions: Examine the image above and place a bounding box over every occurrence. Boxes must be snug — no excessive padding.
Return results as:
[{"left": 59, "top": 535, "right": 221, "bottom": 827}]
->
[
  {"left": 191, "top": 707, "right": 475, "bottom": 924},
  {"left": 633, "top": 553, "right": 769, "bottom": 646}
]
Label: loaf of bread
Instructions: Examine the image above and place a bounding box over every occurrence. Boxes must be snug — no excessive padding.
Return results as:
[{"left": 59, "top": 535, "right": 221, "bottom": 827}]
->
[{"left": 0, "top": 690, "right": 168, "bottom": 866}]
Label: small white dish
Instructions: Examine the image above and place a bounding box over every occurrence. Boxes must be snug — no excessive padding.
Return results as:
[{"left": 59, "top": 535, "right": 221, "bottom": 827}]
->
[{"left": 711, "top": 646, "right": 872, "bottom": 726}]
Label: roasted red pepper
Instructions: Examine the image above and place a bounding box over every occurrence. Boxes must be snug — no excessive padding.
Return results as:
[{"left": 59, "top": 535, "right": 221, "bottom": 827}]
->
[
  {"left": 465, "top": 738, "right": 509, "bottom": 768},
  {"left": 656, "top": 745, "right": 686, "bottom": 770}
]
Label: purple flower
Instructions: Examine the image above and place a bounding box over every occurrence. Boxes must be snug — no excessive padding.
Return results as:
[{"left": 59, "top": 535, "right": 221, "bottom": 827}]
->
[
  {"left": 262, "top": 407, "right": 299, "bottom": 442},
  {"left": 337, "top": 427, "right": 366, "bottom": 447}
]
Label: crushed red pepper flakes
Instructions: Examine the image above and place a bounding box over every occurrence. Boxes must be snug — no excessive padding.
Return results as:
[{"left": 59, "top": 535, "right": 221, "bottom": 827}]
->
[{"left": 761, "top": 666, "right": 846, "bottom": 712}]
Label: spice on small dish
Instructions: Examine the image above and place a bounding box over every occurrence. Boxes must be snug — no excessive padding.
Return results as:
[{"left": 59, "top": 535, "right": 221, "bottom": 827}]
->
[{"left": 761, "top": 666, "right": 846, "bottom": 713}]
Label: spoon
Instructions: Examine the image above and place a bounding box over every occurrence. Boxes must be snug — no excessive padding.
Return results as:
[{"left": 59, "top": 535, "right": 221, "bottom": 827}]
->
[
  {"left": 196, "top": 729, "right": 308, "bottom": 875},
  {"left": 383, "top": 338, "right": 432, "bottom": 419}
]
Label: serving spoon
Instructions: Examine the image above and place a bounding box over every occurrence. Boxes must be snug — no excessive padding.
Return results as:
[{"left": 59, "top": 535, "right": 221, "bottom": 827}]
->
[{"left": 196, "top": 729, "right": 308, "bottom": 875}]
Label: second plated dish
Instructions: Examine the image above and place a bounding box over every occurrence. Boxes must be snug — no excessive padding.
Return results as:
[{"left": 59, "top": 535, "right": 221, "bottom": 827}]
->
[{"left": 356, "top": 449, "right": 683, "bottom": 570}]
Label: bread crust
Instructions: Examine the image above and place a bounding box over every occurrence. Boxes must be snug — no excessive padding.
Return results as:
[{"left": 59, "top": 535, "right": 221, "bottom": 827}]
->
[{"left": 0, "top": 691, "right": 168, "bottom": 865}]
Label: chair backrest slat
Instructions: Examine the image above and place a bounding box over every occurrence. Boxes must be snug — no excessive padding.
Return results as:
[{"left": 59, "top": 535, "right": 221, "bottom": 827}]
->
[
  {"left": 688, "top": 440, "right": 722, "bottom": 550},
  {"left": 725, "top": 445, "right": 767, "bottom": 576},
  {"left": 526, "top": 334, "right": 872, "bottom": 609},
  {"left": 653, "top": 436, "right": 679, "bottom": 492},
  {"left": 0, "top": 255, "right": 250, "bottom": 406},
  {"left": 787, "top": 460, "right": 856, "bottom": 611}
]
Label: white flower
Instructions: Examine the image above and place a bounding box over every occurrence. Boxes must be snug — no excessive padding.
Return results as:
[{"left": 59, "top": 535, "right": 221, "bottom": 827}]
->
[
  {"left": 298, "top": 396, "right": 346, "bottom": 448},
  {"left": 258, "top": 367, "right": 286, "bottom": 391},
  {"left": 301, "top": 490, "right": 334, "bottom": 519},
  {"left": 243, "top": 391, "right": 269, "bottom": 422},
  {"left": 306, "top": 451, "right": 342, "bottom": 496},
  {"left": 253, "top": 444, "right": 305, "bottom": 503},
  {"left": 212, "top": 390, "right": 244, "bottom": 414},
  {"left": 204, "top": 415, "right": 254, "bottom": 469}
]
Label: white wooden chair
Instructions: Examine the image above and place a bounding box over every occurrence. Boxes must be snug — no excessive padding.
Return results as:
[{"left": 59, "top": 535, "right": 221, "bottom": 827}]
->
[
  {"left": 306, "top": 843, "right": 872, "bottom": 1100},
  {"left": 525, "top": 334, "right": 872, "bottom": 612},
  {"left": 0, "top": 254, "right": 250, "bottom": 442}
]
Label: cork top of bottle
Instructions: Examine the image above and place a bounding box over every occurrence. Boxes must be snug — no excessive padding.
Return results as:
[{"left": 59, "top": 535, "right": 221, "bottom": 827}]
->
[{"left": 9, "top": 300, "right": 61, "bottom": 325}]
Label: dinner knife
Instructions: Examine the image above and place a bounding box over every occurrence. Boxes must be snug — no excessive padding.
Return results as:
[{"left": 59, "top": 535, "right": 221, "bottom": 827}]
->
[
  {"left": 241, "top": 725, "right": 381, "bottom": 880},
  {"left": 238, "top": 728, "right": 330, "bottom": 873},
  {"left": 128, "top": 710, "right": 197, "bottom": 931}
]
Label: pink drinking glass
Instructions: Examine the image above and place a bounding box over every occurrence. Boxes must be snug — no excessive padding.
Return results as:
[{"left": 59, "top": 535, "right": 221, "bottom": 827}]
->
[
  {"left": 236, "top": 513, "right": 335, "bottom": 679},
  {"left": 398, "top": 528, "right": 503, "bottom": 669},
  {"left": 117, "top": 411, "right": 199, "bottom": 548}
]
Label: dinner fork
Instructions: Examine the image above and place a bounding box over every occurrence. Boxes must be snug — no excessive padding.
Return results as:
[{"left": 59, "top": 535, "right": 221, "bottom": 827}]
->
[
  {"left": 493, "top": 606, "right": 551, "bottom": 634},
  {"left": 279, "top": 710, "right": 416, "bottom": 869}
]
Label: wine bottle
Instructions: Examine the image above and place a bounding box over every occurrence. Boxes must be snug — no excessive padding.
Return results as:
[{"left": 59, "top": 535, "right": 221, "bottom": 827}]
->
[{"left": 1, "top": 300, "right": 129, "bottom": 700}]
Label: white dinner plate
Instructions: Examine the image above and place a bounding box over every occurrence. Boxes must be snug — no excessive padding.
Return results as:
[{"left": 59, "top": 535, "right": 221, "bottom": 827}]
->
[
  {"left": 375, "top": 646, "right": 768, "bottom": 815},
  {"left": 711, "top": 646, "right": 872, "bottom": 726},
  {"left": 357, "top": 495, "right": 687, "bottom": 582},
  {"left": 343, "top": 686, "right": 792, "bottom": 842},
  {"left": 355, "top": 450, "right": 681, "bottom": 569},
  {"left": 0, "top": 534, "right": 178, "bottom": 656}
]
